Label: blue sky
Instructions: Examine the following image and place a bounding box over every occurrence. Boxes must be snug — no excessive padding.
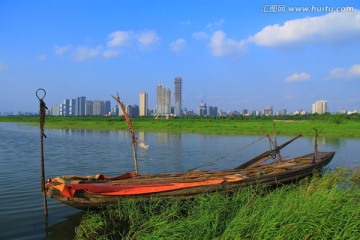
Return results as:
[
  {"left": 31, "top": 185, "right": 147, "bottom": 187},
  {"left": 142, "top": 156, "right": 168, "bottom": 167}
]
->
[{"left": 1, "top": 0, "right": 360, "bottom": 114}]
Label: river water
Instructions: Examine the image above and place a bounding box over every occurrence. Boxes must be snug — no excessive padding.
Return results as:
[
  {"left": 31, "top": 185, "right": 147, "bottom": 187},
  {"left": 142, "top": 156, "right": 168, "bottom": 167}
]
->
[{"left": 0, "top": 122, "right": 359, "bottom": 239}]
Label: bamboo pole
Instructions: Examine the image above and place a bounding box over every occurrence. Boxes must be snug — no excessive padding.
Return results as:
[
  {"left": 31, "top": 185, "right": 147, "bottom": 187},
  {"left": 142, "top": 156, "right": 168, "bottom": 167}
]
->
[
  {"left": 235, "top": 134, "right": 302, "bottom": 169},
  {"left": 112, "top": 94, "right": 139, "bottom": 174}
]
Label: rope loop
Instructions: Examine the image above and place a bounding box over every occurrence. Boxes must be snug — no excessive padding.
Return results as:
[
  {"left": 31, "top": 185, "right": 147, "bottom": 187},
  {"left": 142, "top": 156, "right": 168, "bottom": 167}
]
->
[{"left": 36, "top": 88, "right": 46, "bottom": 100}]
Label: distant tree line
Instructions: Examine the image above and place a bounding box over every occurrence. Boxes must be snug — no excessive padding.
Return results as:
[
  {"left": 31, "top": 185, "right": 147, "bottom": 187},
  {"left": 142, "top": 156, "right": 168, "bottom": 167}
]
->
[{"left": 172, "top": 113, "right": 360, "bottom": 123}]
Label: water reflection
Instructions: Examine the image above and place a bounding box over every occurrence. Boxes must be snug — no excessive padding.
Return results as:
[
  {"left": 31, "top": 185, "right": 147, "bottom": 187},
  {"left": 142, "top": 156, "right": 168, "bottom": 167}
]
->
[
  {"left": 46, "top": 212, "right": 85, "bottom": 240},
  {"left": 303, "top": 135, "right": 342, "bottom": 148}
]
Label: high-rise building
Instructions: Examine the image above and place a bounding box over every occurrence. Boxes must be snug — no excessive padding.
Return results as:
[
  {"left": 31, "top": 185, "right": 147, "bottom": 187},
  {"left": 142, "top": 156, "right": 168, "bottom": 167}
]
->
[
  {"left": 50, "top": 104, "right": 61, "bottom": 116},
  {"left": 76, "top": 96, "right": 86, "bottom": 116},
  {"left": 139, "top": 91, "right": 148, "bottom": 116},
  {"left": 85, "top": 100, "right": 93, "bottom": 115},
  {"left": 60, "top": 99, "right": 75, "bottom": 116},
  {"left": 198, "top": 101, "right": 207, "bottom": 116},
  {"left": 92, "top": 100, "right": 111, "bottom": 115},
  {"left": 104, "top": 100, "right": 111, "bottom": 115},
  {"left": 127, "top": 105, "right": 139, "bottom": 117},
  {"left": 69, "top": 99, "right": 76, "bottom": 116},
  {"left": 207, "top": 106, "right": 218, "bottom": 117},
  {"left": 174, "top": 77, "right": 182, "bottom": 116},
  {"left": 156, "top": 84, "right": 162, "bottom": 114},
  {"left": 93, "top": 100, "right": 104, "bottom": 115},
  {"left": 264, "top": 105, "right": 273, "bottom": 116},
  {"left": 61, "top": 99, "right": 70, "bottom": 116},
  {"left": 111, "top": 105, "right": 119, "bottom": 116},
  {"left": 156, "top": 83, "right": 171, "bottom": 115},
  {"left": 276, "top": 109, "right": 287, "bottom": 116},
  {"left": 312, "top": 100, "right": 327, "bottom": 114}
]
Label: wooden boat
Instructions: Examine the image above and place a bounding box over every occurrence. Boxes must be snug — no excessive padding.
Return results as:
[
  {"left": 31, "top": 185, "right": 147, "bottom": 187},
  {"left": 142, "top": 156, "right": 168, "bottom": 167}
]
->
[
  {"left": 44, "top": 96, "right": 335, "bottom": 209},
  {"left": 46, "top": 149, "right": 334, "bottom": 209}
]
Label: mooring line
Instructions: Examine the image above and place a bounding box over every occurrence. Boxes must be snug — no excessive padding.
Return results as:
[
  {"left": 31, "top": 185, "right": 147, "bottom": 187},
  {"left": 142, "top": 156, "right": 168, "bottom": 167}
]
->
[{"left": 188, "top": 136, "right": 267, "bottom": 171}]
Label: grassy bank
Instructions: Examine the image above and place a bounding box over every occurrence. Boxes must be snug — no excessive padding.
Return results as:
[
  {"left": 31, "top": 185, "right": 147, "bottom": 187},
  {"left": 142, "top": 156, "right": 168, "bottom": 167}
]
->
[
  {"left": 75, "top": 168, "right": 360, "bottom": 240},
  {"left": 1, "top": 116, "right": 360, "bottom": 137}
]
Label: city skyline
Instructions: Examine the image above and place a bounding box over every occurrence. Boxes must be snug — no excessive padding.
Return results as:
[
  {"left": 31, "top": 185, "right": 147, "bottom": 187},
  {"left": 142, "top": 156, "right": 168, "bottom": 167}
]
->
[
  {"left": 1, "top": 1, "right": 360, "bottom": 114},
  {"left": 37, "top": 87, "right": 349, "bottom": 117}
]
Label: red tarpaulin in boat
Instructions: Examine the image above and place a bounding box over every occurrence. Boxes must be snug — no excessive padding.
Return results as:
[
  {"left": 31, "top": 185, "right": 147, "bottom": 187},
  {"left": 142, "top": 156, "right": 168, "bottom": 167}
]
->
[
  {"left": 50, "top": 179, "right": 225, "bottom": 197},
  {"left": 49, "top": 172, "right": 248, "bottom": 198}
]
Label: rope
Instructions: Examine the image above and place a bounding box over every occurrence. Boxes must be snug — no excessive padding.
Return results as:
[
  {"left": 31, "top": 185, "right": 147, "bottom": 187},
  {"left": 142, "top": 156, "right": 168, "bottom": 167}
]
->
[
  {"left": 36, "top": 88, "right": 48, "bottom": 215},
  {"left": 189, "top": 136, "right": 267, "bottom": 171}
]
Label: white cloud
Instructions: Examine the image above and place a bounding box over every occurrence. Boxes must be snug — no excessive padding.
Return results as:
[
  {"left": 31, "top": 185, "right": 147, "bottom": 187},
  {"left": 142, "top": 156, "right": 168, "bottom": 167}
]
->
[
  {"left": 57, "top": 29, "right": 160, "bottom": 61},
  {"left": 327, "top": 64, "right": 360, "bottom": 79},
  {"left": 285, "top": 72, "right": 311, "bottom": 83},
  {"left": 209, "top": 11, "right": 360, "bottom": 59},
  {"left": 193, "top": 19, "right": 224, "bottom": 41},
  {"left": 72, "top": 45, "right": 102, "bottom": 61},
  {"left": 170, "top": 38, "right": 187, "bottom": 52},
  {"left": 107, "top": 30, "right": 160, "bottom": 50},
  {"left": 102, "top": 50, "right": 119, "bottom": 58},
  {"left": 209, "top": 30, "right": 248, "bottom": 58},
  {"left": 107, "top": 31, "right": 132, "bottom": 47},
  {"left": 136, "top": 30, "right": 160, "bottom": 49},
  {"left": 250, "top": 11, "right": 360, "bottom": 47},
  {"left": 193, "top": 31, "right": 209, "bottom": 40},
  {"left": 206, "top": 19, "right": 225, "bottom": 30},
  {"left": 37, "top": 54, "right": 47, "bottom": 61},
  {"left": 54, "top": 45, "right": 70, "bottom": 55}
]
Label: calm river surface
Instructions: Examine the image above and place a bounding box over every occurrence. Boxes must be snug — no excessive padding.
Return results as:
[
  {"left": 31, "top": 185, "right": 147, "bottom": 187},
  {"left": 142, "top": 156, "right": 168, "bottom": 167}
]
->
[{"left": 0, "top": 122, "right": 359, "bottom": 239}]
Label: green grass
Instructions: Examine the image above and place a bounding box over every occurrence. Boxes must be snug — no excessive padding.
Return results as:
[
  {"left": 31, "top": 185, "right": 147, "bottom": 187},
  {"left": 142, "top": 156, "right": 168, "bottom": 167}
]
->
[
  {"left": 74, "top": 168, "right": 360, "bottom": 240},
  {"left": 1, "top": 115, "right": 360, "bottom": 137}
]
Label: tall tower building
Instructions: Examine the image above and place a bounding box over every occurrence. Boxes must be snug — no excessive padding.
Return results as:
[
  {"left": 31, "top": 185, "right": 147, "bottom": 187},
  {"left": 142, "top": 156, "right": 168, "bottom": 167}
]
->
[
  {"left": 264, "top": 105, "right": 273, "bottom": 116},
  {"left": 85, "top": 100, "right": 93, "bottom": 115},
  {"left": 104, "top": 100, "right": 111, "bottom": 115},
  {"left": 198, "top": 101, "right": 207, "bottom": 116},
  {"left": 93, "top": 100, "right": 104, "bottom": 115},
  {"left": 61, "top": 99, "right": 70, "bottom": 116},
  {"left": 156, "top": 83, "right": 171, "bottom": 115},
  {"left": 174, "top": 77, "right": 182, "bottom": 116},
  {"left": 164, "top": 88, "right": 171, "bottom": 114},
  {"left": 127, "top": 105, "right": 139, "bottom": 117},
  {"left": 69, "top": 99, "right": 76, "bottom": 116},
  {"left": 156, "top": 84, "right": 162, "bottom": 114},
  {"left": 139, "top": 91, "right": 148, "bottom": 117},
  {"left": 312, "top": 100, "right": 327, "bottom": 114},
  {"left": 76, "top": 96, "right": 86, "bottom": 116},
  {"left": 207, "top": 106, "right": 218, "bottom": 117}
]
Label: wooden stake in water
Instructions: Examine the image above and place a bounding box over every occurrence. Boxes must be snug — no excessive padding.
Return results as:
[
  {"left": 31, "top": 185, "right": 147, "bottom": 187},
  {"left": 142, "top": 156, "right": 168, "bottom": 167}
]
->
[
  {"left": 36, "top": 88, "right": 48, "bottom": 215},
  {"left": 312, "top": 128, "right": 322, "bottom": 164}
]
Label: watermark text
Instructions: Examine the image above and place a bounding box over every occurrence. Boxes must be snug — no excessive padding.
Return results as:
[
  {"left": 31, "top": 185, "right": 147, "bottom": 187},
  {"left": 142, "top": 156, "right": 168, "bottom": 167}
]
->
[{"left": 262, "top": 5, "right": 356, "bottom": 13}]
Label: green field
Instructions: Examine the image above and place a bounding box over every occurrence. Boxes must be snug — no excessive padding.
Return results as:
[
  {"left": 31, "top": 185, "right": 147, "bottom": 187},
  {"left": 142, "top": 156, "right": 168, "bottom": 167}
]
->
[
  {"left": 1, "top": 115, "right": 360, "bottom": 138},
  {"left": 75, "top": 168, "right": 360, "bottom": 240}
]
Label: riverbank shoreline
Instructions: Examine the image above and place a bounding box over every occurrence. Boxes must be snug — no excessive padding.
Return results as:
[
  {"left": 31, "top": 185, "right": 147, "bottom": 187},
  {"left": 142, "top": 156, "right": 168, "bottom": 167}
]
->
[{"left": 1, "top": 116, "right": 360, "bottom": 138}]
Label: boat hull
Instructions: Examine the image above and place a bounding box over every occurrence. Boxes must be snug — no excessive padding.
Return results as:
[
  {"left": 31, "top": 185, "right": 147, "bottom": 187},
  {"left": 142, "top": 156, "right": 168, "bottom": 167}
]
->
[{"left": 46, "top": 152, "right": 335, "bottom": 209}]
